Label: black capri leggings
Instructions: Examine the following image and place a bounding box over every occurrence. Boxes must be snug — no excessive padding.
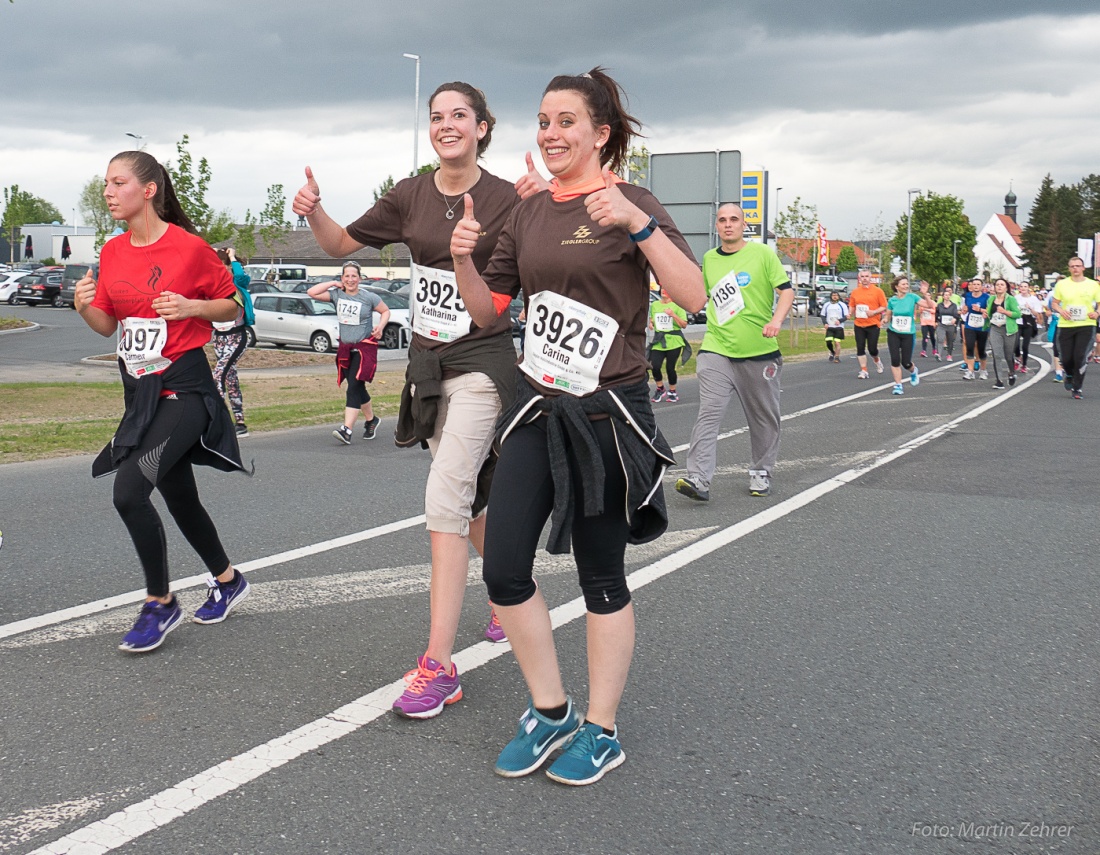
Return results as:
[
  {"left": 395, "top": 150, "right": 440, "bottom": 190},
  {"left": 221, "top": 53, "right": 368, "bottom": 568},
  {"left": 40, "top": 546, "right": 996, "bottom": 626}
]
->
[
  {"left": 887, "top": 330, "right": 915, "bottom": 369},
  {"left": 112, "top": 393, "right": 230, "bottom": 597},
  {"left": 344, "top": 349, "right": 372, "bottom": 409},
  {"left": 853, "top": 325, "right": 880, "bottom": 357},
  {"left": 482, "top": 418, "right": 631, "bottom": 615},
  {"left": 649, "top": 346, "right": 682, "bottom": 386}
]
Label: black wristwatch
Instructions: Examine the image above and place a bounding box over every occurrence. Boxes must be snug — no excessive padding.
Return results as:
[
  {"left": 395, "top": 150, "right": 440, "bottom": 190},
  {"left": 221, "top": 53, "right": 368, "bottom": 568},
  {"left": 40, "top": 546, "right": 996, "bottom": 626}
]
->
[{"left": 628, "top": 215, "right": 660, "bottom": 243}]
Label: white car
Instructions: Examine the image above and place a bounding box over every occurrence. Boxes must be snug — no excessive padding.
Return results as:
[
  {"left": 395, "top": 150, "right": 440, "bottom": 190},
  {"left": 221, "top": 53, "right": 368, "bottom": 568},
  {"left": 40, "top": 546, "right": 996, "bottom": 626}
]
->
[
  {"left": 246, "top": 293, "right": 340, "bottom": 353},
  {"left": 0, "top": 271, "right": 30, "bottom": 304},
  {"left": 364, "top": 286, "right": 413, "bottom": 349}
]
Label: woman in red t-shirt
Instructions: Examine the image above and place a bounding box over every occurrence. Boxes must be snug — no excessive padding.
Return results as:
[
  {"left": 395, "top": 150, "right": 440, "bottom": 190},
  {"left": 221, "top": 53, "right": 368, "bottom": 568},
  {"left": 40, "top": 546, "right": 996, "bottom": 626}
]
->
[{"left": 74, "top": 150, "right": 251, "bottom": 654}]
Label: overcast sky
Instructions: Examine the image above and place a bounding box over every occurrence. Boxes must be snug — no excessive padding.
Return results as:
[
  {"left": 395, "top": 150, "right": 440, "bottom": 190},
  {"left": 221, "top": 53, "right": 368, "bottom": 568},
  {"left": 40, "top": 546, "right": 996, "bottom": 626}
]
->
[{"left": 3, "top": 1, "right": 1098, "bottom": 241}]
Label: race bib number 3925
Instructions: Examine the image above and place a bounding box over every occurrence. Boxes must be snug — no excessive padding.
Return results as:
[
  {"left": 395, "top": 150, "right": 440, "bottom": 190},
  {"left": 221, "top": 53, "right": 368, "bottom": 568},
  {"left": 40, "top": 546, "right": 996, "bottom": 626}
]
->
[
  {"left": 410, "top": 262, "right": 473, "bottom": 342},
  {"left": 520, "top": 292, "right": 619, "bottom": 397}
]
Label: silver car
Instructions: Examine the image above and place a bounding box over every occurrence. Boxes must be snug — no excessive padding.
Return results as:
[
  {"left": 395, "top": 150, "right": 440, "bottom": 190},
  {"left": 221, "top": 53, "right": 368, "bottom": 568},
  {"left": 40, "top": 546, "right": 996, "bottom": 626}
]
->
[{"left": 246, "top": 293, "right": 340, "bottom": 353}]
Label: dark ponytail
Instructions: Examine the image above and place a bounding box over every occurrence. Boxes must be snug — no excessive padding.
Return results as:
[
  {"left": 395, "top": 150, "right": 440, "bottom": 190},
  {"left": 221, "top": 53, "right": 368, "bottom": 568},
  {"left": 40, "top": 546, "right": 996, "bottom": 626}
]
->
[
  {"left": 109, "top": 150, "right": 200, "bottom": 235},
  {"left": 543, "top": 66, "right": 642, "bottom": 175}
]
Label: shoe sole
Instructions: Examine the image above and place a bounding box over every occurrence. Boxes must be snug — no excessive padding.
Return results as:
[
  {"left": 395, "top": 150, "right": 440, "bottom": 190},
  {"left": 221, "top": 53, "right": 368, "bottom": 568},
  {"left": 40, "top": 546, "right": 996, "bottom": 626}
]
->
[
  {"left": 363, "top": 419, "right": 381, "bottom": 440},
  {"left": 674, "top": 480, "right": 709, "bottom": 502},
  {"left": 392, "top": 686, "right": 463, "bottom": 720},
  {"left": 495, "top": 727, "right": 580, "bottom": 778},
  {"left": 546, "top": 749, "right": 626, "bottom": 786},
  {"left": 118, "top": 609, "right": 183, "bottom": 653},
  {"left": 192, "top": 580, "right": 251, "bottom": 625},
  {"left": 333, "top": 430, "right": 352, "bottom": 445},
  {"left": 484, "top": 630, "right": 508, "bottom": 643}
]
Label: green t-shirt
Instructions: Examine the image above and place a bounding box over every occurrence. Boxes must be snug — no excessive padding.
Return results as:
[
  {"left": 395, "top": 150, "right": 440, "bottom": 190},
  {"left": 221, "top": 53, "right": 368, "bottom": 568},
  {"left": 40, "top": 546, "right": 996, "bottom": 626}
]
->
[
  {"left": 649, "top": 299, "right": 688, "bottom": 351},
  {"left": 1052, "top": 277, "right": 1100, "bottom": 328},
  {"left": 700, "top": 242, "right": 789, "bottom": 359},
  {"left": 886, "top": 292, "right": 920, "bottom": 335}
]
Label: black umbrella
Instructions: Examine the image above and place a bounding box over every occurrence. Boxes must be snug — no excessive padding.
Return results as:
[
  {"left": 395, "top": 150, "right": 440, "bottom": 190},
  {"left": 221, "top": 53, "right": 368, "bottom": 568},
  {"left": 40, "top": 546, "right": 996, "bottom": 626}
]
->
[
  {"left": 61, "top": 235, "right": 71, "bottom": 260},
  {"left": 24, "top": 235, "right": 33, "bottom": 259}
]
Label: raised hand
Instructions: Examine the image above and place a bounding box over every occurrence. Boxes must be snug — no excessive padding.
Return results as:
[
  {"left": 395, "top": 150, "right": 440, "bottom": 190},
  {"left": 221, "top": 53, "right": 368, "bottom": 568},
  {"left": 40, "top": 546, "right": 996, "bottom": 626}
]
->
[
  {"left": 584, "top": 168, "right": 646, "bottom": 232},
  {"left": 74, "top": 269, "right": 97, "bottom": 313},
  {"left": 450, "top": 194, "right": 481, "bottom": 263},
  {"left": 292, "top": 166, "right": 322, "bottom": 217},
  {"left": 514, "top": 151, "right": 550, "bottom": 200}
]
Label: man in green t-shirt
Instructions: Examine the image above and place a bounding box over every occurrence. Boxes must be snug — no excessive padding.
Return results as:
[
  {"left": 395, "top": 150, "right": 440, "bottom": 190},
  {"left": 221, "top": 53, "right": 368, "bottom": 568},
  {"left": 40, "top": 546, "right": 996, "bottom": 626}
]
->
[
  {"left": 675, "top": 203, "right": 794, "bottom": 501},
  {"left": 1051, "top": 255, "right": 1100, "bottom": 398}
]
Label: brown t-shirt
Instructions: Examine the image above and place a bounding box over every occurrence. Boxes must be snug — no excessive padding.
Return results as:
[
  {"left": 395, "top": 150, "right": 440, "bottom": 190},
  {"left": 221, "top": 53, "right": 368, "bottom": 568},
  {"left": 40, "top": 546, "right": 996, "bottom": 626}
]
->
[
  {"left": 346, "top": 169, "right": 517, "bottom": 351},
  {"left": 483, "top": 183, "right": 696, "bottom": 395}
]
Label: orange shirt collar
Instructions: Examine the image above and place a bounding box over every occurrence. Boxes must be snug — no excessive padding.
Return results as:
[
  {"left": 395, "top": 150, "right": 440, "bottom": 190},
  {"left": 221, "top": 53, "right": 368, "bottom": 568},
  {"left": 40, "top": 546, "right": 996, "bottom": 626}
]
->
[{"left": 548, "top": 172, "right": 625, "bottom": 203}]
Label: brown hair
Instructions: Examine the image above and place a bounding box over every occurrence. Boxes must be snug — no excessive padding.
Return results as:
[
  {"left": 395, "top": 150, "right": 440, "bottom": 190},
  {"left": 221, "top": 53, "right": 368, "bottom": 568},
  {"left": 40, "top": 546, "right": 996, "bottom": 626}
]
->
[
  {"left": 543, "top": 66, "right": 642, "bottom": 175},
  {"left": 109, "top": 150, "right": 199, "bottom": 235},
  {"left": 429, "top": 82, "right": 495, "bottom": 157}
]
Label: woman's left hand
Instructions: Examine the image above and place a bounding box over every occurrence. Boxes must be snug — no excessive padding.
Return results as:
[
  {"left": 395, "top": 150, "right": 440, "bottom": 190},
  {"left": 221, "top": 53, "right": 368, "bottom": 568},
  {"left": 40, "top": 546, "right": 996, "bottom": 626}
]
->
[
  {"left": 152, "top": 291, "right": 196, "bottom": 320},
  {"left": 584, "top": 169, "right": 648, "bottom": 232}
]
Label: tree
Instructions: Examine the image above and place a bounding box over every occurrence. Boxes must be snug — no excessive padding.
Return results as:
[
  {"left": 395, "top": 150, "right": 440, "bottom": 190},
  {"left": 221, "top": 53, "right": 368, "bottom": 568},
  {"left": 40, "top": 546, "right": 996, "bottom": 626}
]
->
[
  {"left": 79, "top": 176, "right": 114, "bottom": 252},
  {"left": 205, "top": 210, "right": 236, "bottom": 245},
  {"left": 3, "top": 185, "right": 64, "bottom": 264},
  {"left": 234, "top": 210, "right": 258, "bottom": 262},
  {"left": 774, "top": 196, "right": 818, "bottom": 272},
  {"left": 373, "top": 176, "right": 395, "bottom": 204},
  {"left": 627, "top": 145, "right": 650, "bottom": 185},
  {"left": 258, "top": 185, "right": 290, "bottom": 262},
  {"left": 1019, "top": 175, "right": 1084, "bottom": 278},
  {"left": 851, "top": 212, "right": 891, "bottom": 272},
  {"left": 835, "top": 245, "right": 859, "bottom": 273},
  {"left": 1077, "top": 173, "right": 1100, "bottom": 237},
  {"left": 892, "top": 192, "right": 977, "bottom": 284},
  {"left": 165, "top": 134, "right": 216, "bottom": 235}
]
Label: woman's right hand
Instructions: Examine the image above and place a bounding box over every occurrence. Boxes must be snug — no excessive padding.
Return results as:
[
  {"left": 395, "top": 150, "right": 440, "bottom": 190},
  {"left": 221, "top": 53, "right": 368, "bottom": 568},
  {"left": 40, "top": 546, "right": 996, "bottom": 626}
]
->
[
  {"left": 450, "top": 194, "right": 481, "bottom": 264},
  {"left": 74, "top": 271, "right": 97, "bottom": 313},
  {"left": 292, "top": 166, "right": 321, "bottom": 217}
]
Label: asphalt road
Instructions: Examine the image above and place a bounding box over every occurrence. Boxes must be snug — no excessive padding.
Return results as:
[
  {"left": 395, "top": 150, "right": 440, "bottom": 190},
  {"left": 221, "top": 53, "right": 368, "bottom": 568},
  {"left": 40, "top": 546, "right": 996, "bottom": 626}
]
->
[{"left": 0, "top": 317, "right": 1096, "bottom": 854}]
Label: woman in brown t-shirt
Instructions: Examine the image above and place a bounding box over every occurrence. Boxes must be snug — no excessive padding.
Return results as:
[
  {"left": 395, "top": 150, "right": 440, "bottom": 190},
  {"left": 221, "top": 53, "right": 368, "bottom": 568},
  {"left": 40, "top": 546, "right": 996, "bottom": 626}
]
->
[
  {"left": 452, "top": 67, "right": 704, "bottom": 785},
  {"left": 293, "top": 82, "right": 546, "bottom": 721}
]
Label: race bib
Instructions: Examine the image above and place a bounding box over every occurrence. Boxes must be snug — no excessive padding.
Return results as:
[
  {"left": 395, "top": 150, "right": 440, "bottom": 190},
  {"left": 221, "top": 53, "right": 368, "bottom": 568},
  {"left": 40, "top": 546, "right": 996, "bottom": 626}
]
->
[
  {"left": 709, "top": 271, "right": 748, "bottom": 324},
  {"left": 891, "top": 315, "right": 913, "bottom": 334},
  {"left": 654, "top": 312, "right": 674, "bottom": 332},
  {"left": 990, "top": 309, "right": 1007, "bottom": 326},
  {"left": 520, "top": 291, "right": 619, "bottom": 397},
  {"left": 336, "top": 298, "right": 363, "bottom": 326},
  {"left": 966, "top": 313, "right": 985, "bottom": 329},
  {"left": 920, "top": 311, "right": 934, "bottom": 325},
  {"left": 855, "top": 304, "right": 869, "bottom": 319},
  {"left": 212, "top": 305, "right": 243, "bottom": 332},
  {"left": 410, "top": 262, "right": 473, "bottom": 342},
  {"left": 1068, "top": 305, "right": 1088, "bottom": 322},
  {"left": 117, "top": 317, "right": 170, "bottom": 378},
  {"left": 941, "top": 315, "right": 956, "bottom": 326}
]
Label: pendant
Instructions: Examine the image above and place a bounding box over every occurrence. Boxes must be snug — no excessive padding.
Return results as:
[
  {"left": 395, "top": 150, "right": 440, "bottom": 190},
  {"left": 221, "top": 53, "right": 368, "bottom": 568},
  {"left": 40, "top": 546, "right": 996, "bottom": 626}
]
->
[{"left": 446, "top": 210, "right": 455, "bottom": 220}]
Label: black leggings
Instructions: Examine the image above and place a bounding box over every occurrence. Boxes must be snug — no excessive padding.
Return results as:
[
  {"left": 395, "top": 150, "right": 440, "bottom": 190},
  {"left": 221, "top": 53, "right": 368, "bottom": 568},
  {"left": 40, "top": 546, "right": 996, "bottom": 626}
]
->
[
  {"left": 649, "top": 347, "right": 681, "bottom": 386},
  {"left": 887, "top": 330, "right": 915, "bottom": 369},
  {"left": 482, "top": 419, "right": 631, "bottom": 615},
  {"left": 112, "top": 394, "right": 230, "bottom": 597},
  {"left": 853, "top": 325, "right": 880, "bottom": 357},
  {"left": 344, "top": 350, "right": 372, "bottom": 409},
  {"left": 1014, "top": 317, "right": 1037, "bottom": 362},
  {"left": 1058, "top": 326, "right": 1094, "bottom": 392}
]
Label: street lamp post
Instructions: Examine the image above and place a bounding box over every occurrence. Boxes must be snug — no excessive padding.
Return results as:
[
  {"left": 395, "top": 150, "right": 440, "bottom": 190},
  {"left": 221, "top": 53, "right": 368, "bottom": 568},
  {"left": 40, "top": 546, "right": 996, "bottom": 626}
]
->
[
  {"left": 125, "top": 132, "right": 146, "bottom": 150},
  {"left": 906, "top": 188, "right": 921, "bottom": 283},
  {"left": 402, "top": 53, "right": 421, "bottom": 174},
  {"left": 953, "top": 239, "right": 962, "bottom": 286}
]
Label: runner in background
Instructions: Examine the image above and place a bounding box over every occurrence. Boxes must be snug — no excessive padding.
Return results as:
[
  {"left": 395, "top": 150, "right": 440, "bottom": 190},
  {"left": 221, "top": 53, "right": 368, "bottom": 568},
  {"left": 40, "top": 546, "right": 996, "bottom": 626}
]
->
[
  {"left": 848, "top": 269, "right": 886, "bottom": 378},
  {"left": 986, "top": 278, "right": 1021, "bottom": 390},
  {"left": 934, "top": 285, "right": 960, "bottom": 362},
  {"left": 648, "top": 287, "right": 688, "bottom": 402},
  {"left": 820, "top": 290, "right": 849, "bottom": 363},
  {"left": 1051, "top": 256, "right": 1100, "bottom": 399},
  {"left": 961, "top": 278, "right": 990, "bottom": 381},
  {"left": 294, "top": 81, "right": 546, "bottom": 719},
  {"left": 917, "top": 281, "right": 937, "bottom": 358},
  {"left": 451, "top": 67, "right": 704, "bottom": 785},
  {"left": 1013, "top": 281, "right": 1043, "bottom": 373},
  {"left": 212, "top": 247, "right": 252, "bottom": 437},
  {"left": 74, "top": 150, "right": 250, "bottom": 653},
  {"left": 306, "top": 261, "right": 389, "bottom": 444},
  {"left": 883, "top": 275, "right": 921, "bottom": 395}
]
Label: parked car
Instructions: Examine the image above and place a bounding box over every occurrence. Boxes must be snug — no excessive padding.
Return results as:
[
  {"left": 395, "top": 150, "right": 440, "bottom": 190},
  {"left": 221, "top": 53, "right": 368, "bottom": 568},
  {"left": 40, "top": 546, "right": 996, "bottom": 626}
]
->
[
  {"left": 243, "top": 263, "right": 309, "bottom": 290},
  {"left": 0, "top": 271, "right": 30, "bottom": 304},
  {"left": 246, "top": 280, "right": 280, "bottom": 295},
  {"left": 377, "top": 278, "right": 410, "bottom": 293},
  {"left": 509, "top": 296, "right": 525, "bottom": 338},
  {"left": 57, "top": 264, "right": 98, "bottom": 308},
  {"left": 364, "top": 286, "right": 413, "bottom": 349},
  {"left": 15, "top": 270, "right": 65, "bottom": 306},
  {"left": 246, "top": 293, "right": 339, "bottom": 353}
]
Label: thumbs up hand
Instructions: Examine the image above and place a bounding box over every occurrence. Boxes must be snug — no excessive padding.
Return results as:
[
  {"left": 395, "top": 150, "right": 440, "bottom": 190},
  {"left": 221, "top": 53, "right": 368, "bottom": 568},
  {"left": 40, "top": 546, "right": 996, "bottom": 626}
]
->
[
  {"left": 450, "top": 194, "right": 481, "bottom": 264},
  {"left": 514, "top": 151, "right": 550, "bottom": 200},
  {"left": 74, "top": 268, "right": 97, "bottom": 314},
  {"left": 292, "top": 166, "right": 322, "bottom": 217},
  {"left": 584, "top": 167, "right": 646, "bottom": 232}
]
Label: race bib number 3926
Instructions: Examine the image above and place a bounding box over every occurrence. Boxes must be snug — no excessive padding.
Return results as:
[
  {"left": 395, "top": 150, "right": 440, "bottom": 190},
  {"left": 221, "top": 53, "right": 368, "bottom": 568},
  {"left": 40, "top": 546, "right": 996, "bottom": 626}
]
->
[{"left": 520, "top": 292, "right": 619, "bottom": 396}]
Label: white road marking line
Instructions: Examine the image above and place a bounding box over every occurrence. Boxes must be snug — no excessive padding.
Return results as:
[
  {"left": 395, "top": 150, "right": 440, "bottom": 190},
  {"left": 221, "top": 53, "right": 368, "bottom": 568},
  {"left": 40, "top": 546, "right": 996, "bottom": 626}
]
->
[
  {"left": 0, "top": 793, "right": 134, "bottom": 852},
  {"left": 27, "top": 362, "right": 1046, "bottom": 855},
  {"left": 3, "top": 528, "right": 713, "bottom": 649}
]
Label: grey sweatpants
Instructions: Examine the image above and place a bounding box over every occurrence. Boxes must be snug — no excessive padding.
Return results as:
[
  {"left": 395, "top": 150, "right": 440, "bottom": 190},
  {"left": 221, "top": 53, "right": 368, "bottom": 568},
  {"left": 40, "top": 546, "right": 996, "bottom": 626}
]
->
[
  {"left": 988, "top": 324, "right": 1018, "bottom": 384},
  {"left": 685, "top": 351, "right": 782, "bottom": 490}
]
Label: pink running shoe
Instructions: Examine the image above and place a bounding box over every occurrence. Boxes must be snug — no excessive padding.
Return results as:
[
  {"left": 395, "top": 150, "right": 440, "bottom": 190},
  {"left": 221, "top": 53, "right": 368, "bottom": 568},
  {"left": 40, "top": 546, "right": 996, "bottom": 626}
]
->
[{"left": 485, "top": 607, "right": 506, "bottom": 643}]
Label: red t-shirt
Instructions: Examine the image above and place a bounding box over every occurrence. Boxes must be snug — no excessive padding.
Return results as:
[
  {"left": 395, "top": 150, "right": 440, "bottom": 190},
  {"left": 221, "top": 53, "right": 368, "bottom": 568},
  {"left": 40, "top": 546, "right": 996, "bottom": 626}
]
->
[{"left": 94, "top": 223, "right": 234, "bottom": 361}]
